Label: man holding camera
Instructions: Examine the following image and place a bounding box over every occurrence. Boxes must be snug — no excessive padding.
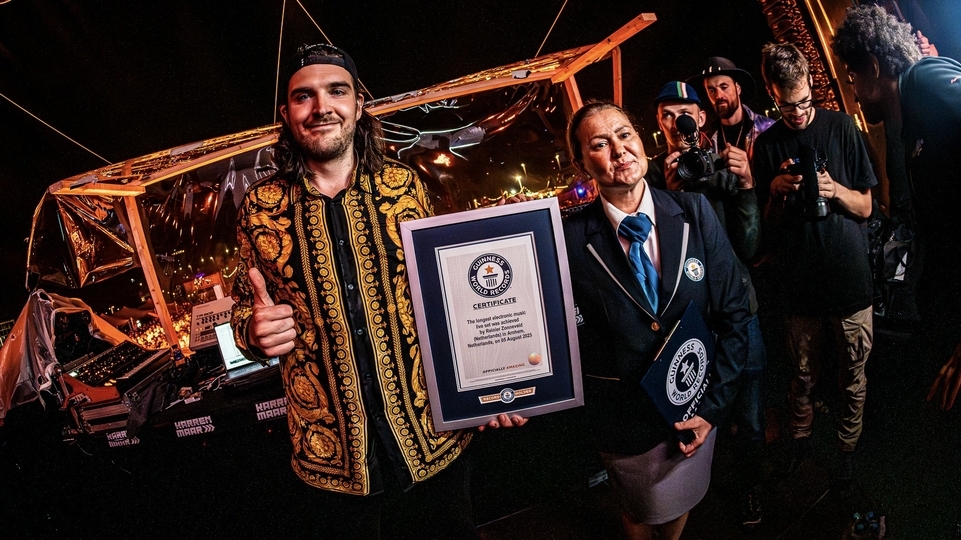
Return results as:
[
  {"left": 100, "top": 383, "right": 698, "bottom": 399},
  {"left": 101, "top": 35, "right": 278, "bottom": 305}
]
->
[
  {"left": 752, "top": 43, "right": 876, "bottom": 485},
  {"left": 647, "top": 82, "right": 767, "bottom": 528},
  {"left": 689, "top": 57, "right": 776, "bottom": 168},
  {"left": 648, "top": 82, "right": 760, "bottom": 262}
]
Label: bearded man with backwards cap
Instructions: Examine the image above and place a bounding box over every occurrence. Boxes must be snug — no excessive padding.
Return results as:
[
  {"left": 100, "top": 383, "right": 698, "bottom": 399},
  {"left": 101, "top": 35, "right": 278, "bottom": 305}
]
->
[{"left": 230, "top": 43, "right": 525, "bottom": 540}]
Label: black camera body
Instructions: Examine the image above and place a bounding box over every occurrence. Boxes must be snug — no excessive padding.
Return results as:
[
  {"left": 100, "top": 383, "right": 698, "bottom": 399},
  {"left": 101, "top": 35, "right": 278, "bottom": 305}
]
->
[
  {"left": 674, "top": 115, "right": 726, "bottom": 183},
  {"left": 786, "top": 145, "right": 830, "bottom": 220},
  {"left": 677, "top": 147, "right": 726, "bottom": 183}
]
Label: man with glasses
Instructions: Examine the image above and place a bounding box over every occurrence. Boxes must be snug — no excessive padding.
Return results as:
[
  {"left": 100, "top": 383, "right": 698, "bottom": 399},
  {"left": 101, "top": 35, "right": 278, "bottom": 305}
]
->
[
  {"left": 231, "top": 44, "right": 523, "bottom": 539},
  {"left": 752, "top": 43, "right": 877, "bottom": 486}
]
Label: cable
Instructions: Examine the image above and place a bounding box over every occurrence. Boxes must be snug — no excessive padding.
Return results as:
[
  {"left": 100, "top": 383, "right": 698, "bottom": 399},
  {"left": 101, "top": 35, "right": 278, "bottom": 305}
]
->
[
  {"left": 534, "top": 0, "right": 569, "bottom": 58},
  {"left": 0, "top": 91, "right": 111, "bottom": 164},
  {"left": 273, "top": 0, "right": 288, "bottom": 123},
  {"left": 295, "top": 0, "right": 374, "bottom": 99},
  {"left": 295, "top": 0, "right": 335, "bottom": 47}
]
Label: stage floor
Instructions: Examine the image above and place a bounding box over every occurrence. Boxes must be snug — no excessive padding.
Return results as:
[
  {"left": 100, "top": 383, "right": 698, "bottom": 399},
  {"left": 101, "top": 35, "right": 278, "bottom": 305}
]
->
[{"left": 2, "top": 328, "right": 958, "bottom": 539}]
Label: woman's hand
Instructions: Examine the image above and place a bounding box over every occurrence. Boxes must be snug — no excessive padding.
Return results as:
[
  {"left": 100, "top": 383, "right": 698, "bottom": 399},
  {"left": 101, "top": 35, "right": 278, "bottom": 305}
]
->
[
  {"left": 477, "top": 413, "right": 529, "bottom": 432},
  {"left": 674, "top": 415, "right": 713, "bottom": 457}
]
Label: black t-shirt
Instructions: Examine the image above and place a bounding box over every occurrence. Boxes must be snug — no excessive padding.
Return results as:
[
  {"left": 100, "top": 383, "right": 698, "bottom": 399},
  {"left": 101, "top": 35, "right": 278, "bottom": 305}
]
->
[
  {"left": 717, "top": 116, "right": 751, "bottom": 152},
  {"left": 753, "top": 109, "right": 878, "bottom": 315}
]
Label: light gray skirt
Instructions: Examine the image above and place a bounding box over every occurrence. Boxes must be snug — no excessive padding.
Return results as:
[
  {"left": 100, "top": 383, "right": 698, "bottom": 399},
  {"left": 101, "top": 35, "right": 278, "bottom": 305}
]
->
[{"left": 600, "top": 428, "right": 716, "bottom": 525}]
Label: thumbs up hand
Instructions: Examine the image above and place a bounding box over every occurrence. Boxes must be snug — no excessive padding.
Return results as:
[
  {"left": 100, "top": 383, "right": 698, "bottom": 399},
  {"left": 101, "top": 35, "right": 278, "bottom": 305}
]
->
[{"left": 247, "top": 267, "right": 296, "bottom": 357}]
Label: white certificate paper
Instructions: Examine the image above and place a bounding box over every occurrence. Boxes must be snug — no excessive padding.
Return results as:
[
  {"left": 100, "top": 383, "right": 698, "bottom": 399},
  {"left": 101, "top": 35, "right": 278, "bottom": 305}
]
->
[{"left": 436, "top": 233, "right": 552, "bottom": 391}]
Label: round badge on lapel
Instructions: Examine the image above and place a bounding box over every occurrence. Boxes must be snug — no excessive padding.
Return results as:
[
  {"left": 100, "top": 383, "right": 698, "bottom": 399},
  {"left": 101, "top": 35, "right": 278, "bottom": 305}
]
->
[
  {"left": 684, "top": 258, "right": 705, "bottom": 282},
  {"left": 651, "top": 322, "right": 661, "bottom": 331}
]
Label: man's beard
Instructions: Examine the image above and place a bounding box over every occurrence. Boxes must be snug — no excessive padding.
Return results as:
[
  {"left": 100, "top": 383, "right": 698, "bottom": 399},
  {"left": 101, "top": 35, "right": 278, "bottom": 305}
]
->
[
  {"left": 716, "top": 95, "right": 741, "bottom": 120},
  {"left": 302, "top": 117, "right": 356, "bottom": 163}
]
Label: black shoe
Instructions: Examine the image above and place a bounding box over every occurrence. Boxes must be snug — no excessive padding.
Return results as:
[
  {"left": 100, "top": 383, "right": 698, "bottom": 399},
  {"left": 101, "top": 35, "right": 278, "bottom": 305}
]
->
[{"left": 740, "top": 485, "right": 763, "bottom": 530}]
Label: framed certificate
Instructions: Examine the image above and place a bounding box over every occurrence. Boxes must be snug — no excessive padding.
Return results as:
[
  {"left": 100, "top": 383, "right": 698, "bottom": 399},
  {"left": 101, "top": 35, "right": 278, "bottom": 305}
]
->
[{"left": 401, "top": 198, "right": 583, "bottom": 430}]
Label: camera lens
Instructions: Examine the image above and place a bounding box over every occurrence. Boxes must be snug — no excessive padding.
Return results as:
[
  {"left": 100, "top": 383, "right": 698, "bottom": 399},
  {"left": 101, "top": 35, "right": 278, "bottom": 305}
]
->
[{"left": 677, "top": 149, "right": 712, "bottom": 181}]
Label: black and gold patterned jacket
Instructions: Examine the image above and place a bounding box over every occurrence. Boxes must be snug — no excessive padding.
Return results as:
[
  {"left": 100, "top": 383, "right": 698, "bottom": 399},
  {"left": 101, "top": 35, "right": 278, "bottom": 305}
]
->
[{"left": 232, "top": 159, "right": 471, "bottom": 495}]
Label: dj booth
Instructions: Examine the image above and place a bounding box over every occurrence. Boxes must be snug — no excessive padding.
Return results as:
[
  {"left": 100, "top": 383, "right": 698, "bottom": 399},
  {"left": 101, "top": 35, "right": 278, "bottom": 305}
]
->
[
  {"left": 1, "top": 293, "right": 298, "bottom": 538},
  {"left": 2, "top": 291, "right": 595, "bottom": 539},
  {"left": 68, "top": 351, "right": 287, "bottom": 451},
  {"left": 50, "top": 296, "right": 286, "bottom": 451}
]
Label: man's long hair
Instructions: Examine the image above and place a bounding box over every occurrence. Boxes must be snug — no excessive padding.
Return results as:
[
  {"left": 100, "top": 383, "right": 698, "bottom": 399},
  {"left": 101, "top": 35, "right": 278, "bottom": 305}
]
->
[
  {"left": 274, "top": 45, "right": 385, "bottom": 181},
  {"left": 273, "top": 109, "right": 385, "bottom": 181},
  {"left": 833, "top": 4, "right": 920, "bottom": 79},
  {"left": 761, "top": 42, "right": 810, "bottom": 91}
]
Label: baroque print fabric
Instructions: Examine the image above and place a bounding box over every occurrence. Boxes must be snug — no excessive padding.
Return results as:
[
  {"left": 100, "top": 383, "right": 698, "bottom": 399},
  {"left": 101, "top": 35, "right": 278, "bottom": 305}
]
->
[{"left": 232, "top": 160, "right": 471, "bottom": 495}]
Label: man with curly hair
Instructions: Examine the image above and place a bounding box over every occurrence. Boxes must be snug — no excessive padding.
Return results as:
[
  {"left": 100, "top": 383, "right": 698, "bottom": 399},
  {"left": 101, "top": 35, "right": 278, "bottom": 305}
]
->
[
  {"left": 230, "top": 44, "right": 524, "bottom": 539},
  {"left": 833, "top": 5, "right": 961, "bottom": 411}
]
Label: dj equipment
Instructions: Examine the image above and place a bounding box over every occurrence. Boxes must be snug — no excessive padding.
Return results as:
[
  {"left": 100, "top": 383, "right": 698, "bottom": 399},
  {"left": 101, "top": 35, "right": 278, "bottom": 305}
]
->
[
  {"left": 62, "top": 340, "right": 170, "bottom": 394},
  {"left": 189, "top": 297, "right": 235, "bottom": 350},
  {"left": 57, "top": 340, "right": 172, "bottom": 435}
]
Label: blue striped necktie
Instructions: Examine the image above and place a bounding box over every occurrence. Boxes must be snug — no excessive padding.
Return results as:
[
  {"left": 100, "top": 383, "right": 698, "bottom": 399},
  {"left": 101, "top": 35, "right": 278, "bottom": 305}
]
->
[{"left": 618, "top": 213, "right": 659, "bottom": 312}]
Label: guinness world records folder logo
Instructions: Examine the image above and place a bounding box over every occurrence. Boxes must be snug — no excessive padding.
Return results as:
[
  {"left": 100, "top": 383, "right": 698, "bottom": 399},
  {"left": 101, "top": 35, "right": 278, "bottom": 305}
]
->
[
  {"left": 468, "top": 253, "right": 513, "bottom": 297},
  {"left": 666, "top": 338, "right": 709, "bottom": 406}
]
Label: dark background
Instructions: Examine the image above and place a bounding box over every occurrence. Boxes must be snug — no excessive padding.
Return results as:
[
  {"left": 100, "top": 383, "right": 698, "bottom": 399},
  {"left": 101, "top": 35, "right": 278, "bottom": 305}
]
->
[
  {"left": 0, "top": 0, "right": 781, "bottom": 321},
  {"left": 3, "top": 2, "right": 961, "bottom": 538},
  {"left": 3, "top": 0, "right": 959, "bottom": 322},
  {"left": 2, "top": 1, "right": 959, "bottom": 321}
]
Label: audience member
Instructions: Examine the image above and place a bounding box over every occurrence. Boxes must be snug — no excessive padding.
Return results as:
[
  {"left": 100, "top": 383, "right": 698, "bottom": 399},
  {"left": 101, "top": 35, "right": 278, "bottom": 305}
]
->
[
  {"left": 832, "top": 4, "right": 961, "bottom": 409},
  {"left": 690, "top": 56, "right": 776, "bottom": 167},
  {"left": 647, "top": 78, "right": 768, "bottom": 528}
]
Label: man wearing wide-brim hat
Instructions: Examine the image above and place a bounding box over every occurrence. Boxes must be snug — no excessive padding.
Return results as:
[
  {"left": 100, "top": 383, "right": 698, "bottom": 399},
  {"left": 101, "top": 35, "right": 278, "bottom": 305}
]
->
[
  {"left": 688, "top": 56, "right": 775, "bottom": 169},
  {"left": 688, "top": 56, "right": 774, "bottom": 532}
]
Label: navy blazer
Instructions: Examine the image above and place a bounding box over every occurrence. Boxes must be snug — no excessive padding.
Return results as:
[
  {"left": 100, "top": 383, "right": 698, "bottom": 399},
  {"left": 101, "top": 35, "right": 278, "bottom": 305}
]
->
[{"left": 564, "top": 187, "right": 750, "bottom": 455}]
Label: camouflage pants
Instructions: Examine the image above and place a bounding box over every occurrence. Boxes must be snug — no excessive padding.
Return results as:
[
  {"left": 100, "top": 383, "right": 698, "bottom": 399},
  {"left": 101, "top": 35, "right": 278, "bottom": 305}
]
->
[{"left": 785, "top": 306, "right": 873, "bottom": 451}]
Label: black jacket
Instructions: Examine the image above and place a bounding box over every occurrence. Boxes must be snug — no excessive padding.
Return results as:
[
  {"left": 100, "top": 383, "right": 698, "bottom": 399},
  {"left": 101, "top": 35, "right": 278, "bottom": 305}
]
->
[{"left": 563, "top": 187, "right": 750, "bottom": 454}]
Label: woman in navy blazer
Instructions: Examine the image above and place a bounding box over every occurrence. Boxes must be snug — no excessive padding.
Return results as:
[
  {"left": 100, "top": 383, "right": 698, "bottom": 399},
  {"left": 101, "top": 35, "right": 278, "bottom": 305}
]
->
[{"left": 564, "top": 101, "right": 751, "bottom": 540}]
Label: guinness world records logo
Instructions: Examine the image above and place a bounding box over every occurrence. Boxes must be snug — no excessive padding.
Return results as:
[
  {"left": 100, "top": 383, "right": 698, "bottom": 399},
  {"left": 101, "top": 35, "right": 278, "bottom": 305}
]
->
[
  {"left": 469, "top": 253, "right": 513, "bottom": 297},
  {"left": 666, "top": 338, "right": 708, "bottom": 406}
]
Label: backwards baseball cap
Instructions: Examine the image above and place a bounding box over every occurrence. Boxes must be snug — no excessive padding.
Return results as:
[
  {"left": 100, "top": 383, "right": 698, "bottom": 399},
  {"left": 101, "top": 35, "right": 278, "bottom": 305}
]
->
[
  {"left": 687, "top": 56, "right": 756, "bottom": 99},
  {"left": 653, "top": 81, "right": 702, "bottom": 107},
  {"left": 283, "top": 43, "right": 360, "bottom": 92}
]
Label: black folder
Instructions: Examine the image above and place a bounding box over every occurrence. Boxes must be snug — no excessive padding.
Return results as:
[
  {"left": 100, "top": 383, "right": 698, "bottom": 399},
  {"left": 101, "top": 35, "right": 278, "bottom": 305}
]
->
[{"left": 640, "top": 301, "right": 715, "bottom": 443}]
